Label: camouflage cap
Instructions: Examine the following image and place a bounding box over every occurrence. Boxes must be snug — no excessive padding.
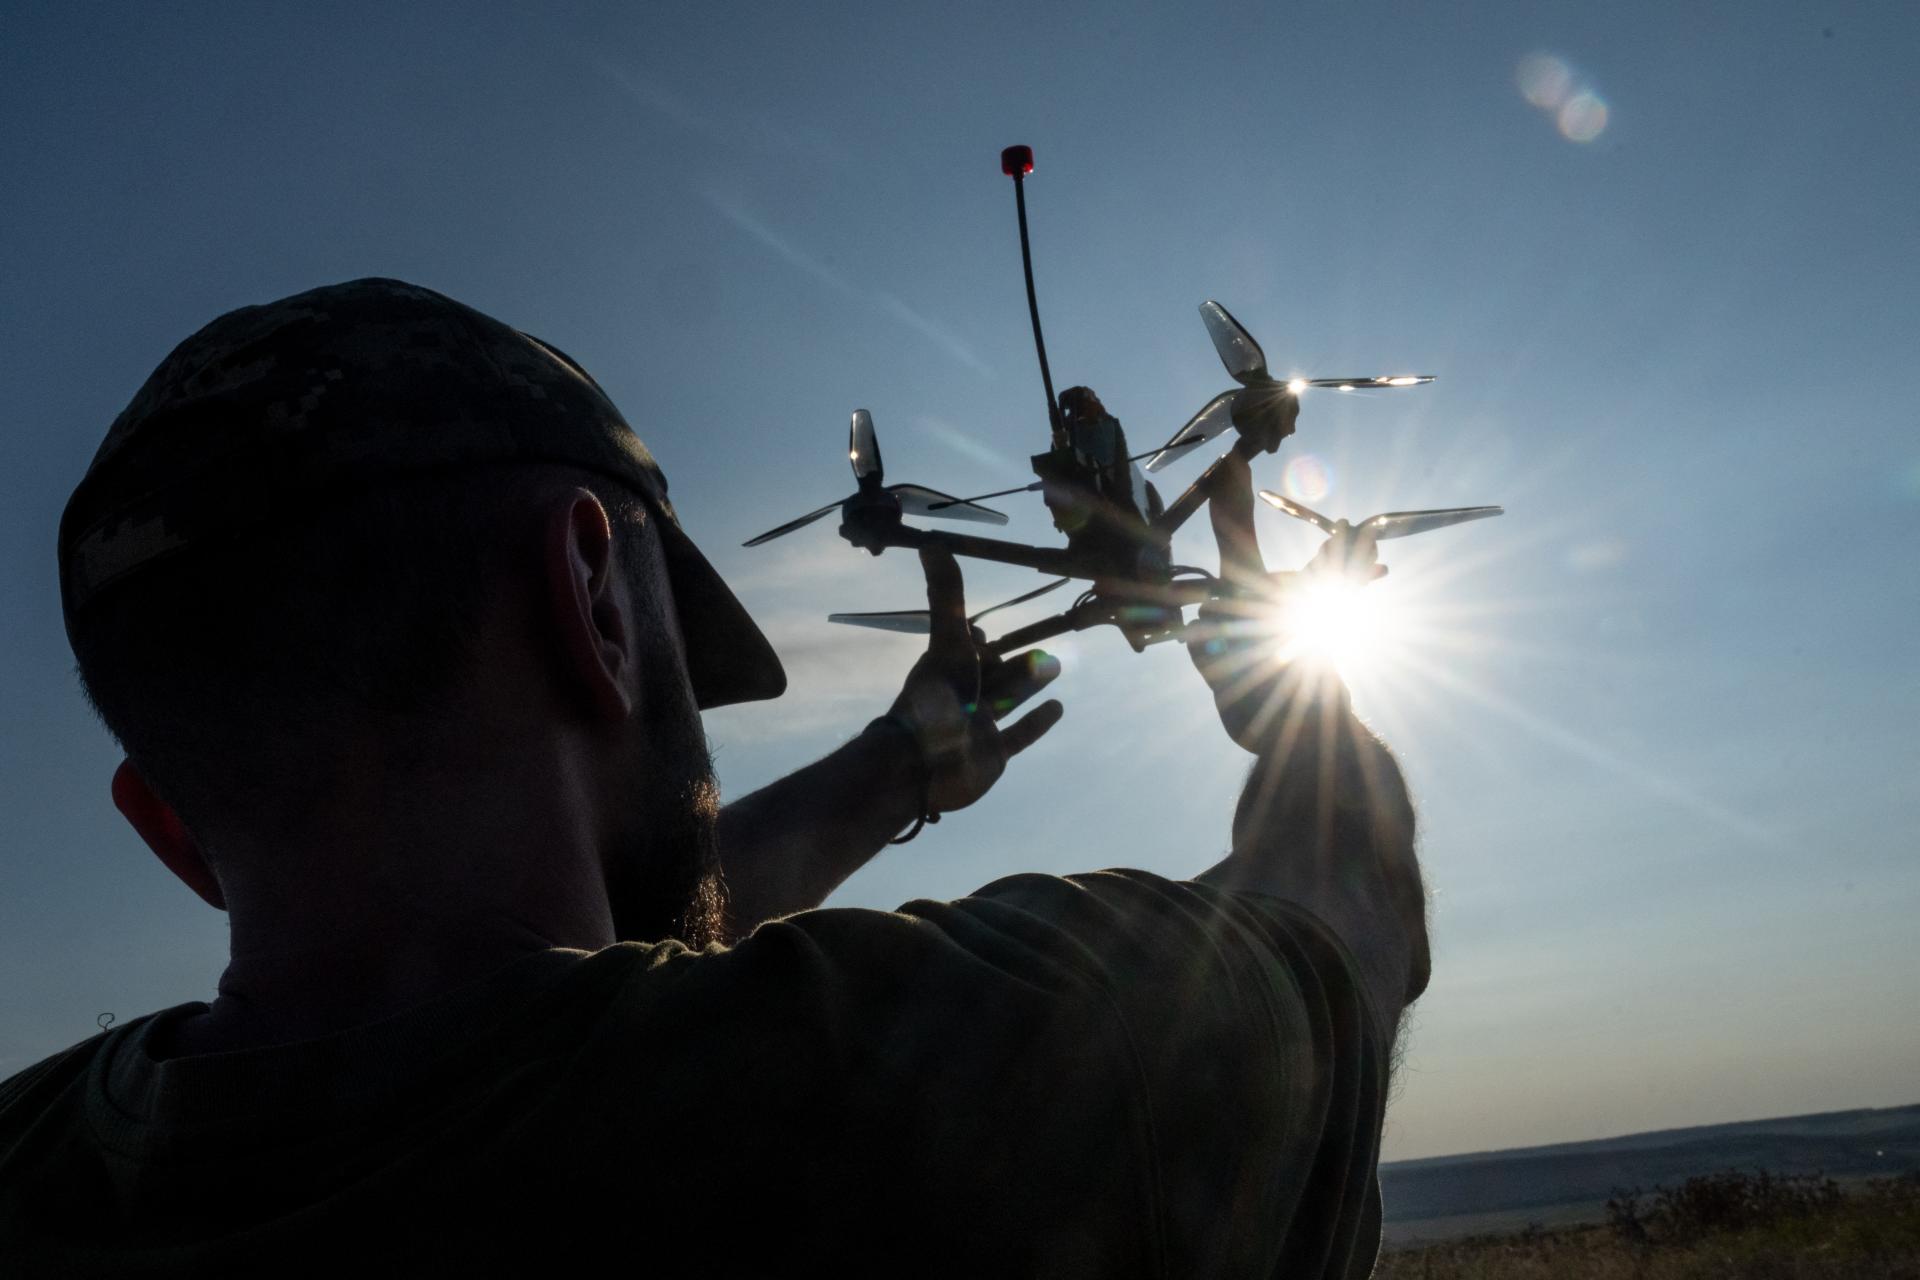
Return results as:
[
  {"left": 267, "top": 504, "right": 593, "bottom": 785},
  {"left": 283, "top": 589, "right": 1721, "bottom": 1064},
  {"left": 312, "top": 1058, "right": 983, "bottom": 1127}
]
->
[{"left": 58, "top": 277, "right": 786, "bottom": 709}]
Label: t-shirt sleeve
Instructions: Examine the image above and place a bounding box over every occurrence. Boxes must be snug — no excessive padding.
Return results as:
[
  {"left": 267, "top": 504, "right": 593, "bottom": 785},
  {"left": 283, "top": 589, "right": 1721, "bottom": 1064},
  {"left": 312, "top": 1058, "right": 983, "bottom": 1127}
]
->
[{"left": 686, "top": 869, "right": 1388, "bottom": 1277}]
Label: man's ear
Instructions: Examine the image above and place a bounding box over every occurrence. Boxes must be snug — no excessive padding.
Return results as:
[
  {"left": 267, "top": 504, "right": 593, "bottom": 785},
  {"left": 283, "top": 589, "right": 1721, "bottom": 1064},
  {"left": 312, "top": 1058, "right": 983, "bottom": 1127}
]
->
[
  {"left": 111, "top": 760, "right": 225, "bottom": 911},
  {"left": 544, "top": 488, "right": 635, "bottom": 722}
]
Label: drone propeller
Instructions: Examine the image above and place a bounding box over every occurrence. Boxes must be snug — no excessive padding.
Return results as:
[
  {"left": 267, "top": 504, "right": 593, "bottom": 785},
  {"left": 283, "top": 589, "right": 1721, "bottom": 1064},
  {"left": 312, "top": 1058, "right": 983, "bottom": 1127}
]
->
[
  {"left": 1357, "top": 506, "right": 1505, "bottom": 539},
  {"left": 1258, "top": 490, "right": 1504, "bottom": 540},
  {"left": 1144, "top": 302, "right": 1436, "bottom": 471},
  {"left": 744, "top": 410, "right": 1012, "bottom": 546},
  {"left": 1201, "top": 302, "right": 1269, "bottom": 385},
  {"left": 849, "top": 408, "right": 882, "bottom": 483},
  {"left": 1258, "top": 491, "right": 1338, "bottom": 535},
  {"left": 1203, "top": 302, "right": 1437, "bottom": 394},
  {"left": 828, "top": 577, "right": 1071, "bottom": 634},
  {"left": 1142, "top": 390, "right": 1238, "bottom": 473},
  {"left": 889, "top": 484, "right": 1007, "bottom": 521},
  {"left": 743, "top": 500, "right": 846, "bottom": 547}
]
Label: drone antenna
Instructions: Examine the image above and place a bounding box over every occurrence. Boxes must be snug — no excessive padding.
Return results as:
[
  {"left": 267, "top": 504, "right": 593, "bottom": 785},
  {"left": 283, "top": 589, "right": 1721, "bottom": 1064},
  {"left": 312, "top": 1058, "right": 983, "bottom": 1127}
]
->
[{"left": 1002, "top": 145, "right": 1066, "bottom": 449}]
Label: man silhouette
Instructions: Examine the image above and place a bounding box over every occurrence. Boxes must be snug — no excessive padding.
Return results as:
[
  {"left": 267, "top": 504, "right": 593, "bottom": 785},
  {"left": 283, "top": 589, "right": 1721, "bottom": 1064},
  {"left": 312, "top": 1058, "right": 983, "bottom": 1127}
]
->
[{"left": 0, "top": 280, "right": 1426, "bottom": 1277}]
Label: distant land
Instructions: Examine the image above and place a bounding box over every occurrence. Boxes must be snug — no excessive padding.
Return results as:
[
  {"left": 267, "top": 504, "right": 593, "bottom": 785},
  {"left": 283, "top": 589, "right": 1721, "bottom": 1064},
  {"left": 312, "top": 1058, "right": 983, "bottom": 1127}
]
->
[{"left": 1379, "top": 1102, "right": 1920, "bottom": 1244}]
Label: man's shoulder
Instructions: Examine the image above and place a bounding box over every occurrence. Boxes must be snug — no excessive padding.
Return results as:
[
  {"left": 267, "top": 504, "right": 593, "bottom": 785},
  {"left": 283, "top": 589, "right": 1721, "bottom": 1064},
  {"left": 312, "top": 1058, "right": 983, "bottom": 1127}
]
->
[
  {"left": 0, "top": 1026, "right": 131, "bottom": 1118},
  {"left": 0, "top": 1018, "right": 159, "bottom": 1170}
]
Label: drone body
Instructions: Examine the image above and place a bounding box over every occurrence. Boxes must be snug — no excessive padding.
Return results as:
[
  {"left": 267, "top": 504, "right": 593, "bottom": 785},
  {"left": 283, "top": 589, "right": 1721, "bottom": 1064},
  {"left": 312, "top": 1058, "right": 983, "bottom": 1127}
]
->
[{"left": 742, "top": 146, "right": 1503, "bottom": 658}]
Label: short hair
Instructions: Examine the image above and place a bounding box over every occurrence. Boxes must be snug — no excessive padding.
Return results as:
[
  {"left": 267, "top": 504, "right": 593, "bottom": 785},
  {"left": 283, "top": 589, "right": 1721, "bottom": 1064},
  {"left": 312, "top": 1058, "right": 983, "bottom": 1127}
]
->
[{"left": 69, "top": 464, "right": 656, "bottom": 839}]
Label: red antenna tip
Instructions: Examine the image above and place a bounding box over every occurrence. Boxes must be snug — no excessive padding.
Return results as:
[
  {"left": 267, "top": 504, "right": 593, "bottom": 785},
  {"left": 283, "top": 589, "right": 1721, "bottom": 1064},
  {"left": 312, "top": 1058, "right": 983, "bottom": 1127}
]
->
[{"left": 1000, "top": 145, "right": 1034, "bottom": 177}]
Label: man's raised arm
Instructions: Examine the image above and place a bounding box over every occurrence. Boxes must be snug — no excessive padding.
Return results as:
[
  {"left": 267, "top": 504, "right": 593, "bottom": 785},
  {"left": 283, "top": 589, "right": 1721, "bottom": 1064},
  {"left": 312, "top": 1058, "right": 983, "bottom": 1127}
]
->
[
  {"left": 715, "top": 549, "right": 1064, "bottom": 935},
  {"left": 1188, "top": 452, "right": 1431, "bottom": 1051}
]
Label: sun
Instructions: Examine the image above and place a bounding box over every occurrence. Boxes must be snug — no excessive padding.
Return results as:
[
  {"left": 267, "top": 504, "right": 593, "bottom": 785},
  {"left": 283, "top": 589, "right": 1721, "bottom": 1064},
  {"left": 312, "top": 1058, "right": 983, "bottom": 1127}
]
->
[
  {"left": 1284, "top": 574, "right": 1397, "bottom": 683},
  {"left": 1178, "top": 571, "right": 1417, "bottom": 746}
]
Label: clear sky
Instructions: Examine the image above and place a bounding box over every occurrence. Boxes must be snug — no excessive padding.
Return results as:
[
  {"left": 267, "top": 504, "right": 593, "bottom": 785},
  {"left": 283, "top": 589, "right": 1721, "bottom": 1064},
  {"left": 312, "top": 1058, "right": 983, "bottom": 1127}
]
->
[{"left": 2, "top": 1, "right": 1914, "bottom": 1162}]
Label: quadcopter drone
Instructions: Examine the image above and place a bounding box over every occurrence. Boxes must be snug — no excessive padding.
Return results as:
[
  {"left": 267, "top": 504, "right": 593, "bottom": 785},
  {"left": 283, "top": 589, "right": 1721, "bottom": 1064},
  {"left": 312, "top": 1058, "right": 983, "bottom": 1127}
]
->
[{"left": 744, "top": 145, "right": 1503, "bottom": 658}]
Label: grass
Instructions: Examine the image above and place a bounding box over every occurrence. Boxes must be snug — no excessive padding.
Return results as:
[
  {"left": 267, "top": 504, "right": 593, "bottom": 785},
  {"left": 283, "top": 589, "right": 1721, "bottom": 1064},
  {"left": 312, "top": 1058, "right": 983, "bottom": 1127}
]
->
[{"left": 1375, "top": 1171, "right": 1920, "bottom": 1279}]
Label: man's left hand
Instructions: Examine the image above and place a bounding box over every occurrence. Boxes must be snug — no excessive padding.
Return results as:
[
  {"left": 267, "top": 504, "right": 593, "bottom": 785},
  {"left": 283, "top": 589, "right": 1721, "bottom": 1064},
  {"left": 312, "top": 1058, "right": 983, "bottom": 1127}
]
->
[{"left": 886, "top": 549, "right": 1065, "bottom": 815}]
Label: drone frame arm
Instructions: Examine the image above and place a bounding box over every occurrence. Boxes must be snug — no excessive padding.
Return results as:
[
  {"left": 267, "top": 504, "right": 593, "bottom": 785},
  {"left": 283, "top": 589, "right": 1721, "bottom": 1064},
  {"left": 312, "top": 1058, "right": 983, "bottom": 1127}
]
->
[
  {"left": 861, "top": 521, "right": 1093, "bottom": 579},
  {"left": 980, "top": 576, "right": 1232, "bottom": 657},
  {"left": 983, "top": 600, "right": 1107, "bottom": 656},
  {"left": 1152, "top": 433, "right": 1266, "bottom": 539}
]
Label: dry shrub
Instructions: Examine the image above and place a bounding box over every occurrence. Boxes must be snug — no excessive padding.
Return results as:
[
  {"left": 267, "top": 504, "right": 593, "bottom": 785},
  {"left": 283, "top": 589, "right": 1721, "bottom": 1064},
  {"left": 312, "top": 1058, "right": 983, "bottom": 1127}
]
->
[
  {"left": 1609, "top": 1170, "right": 1845, "bottom": 1245},
  {"left": 1378, "top": 1169, "right": 1920, "bottom": 1280}
]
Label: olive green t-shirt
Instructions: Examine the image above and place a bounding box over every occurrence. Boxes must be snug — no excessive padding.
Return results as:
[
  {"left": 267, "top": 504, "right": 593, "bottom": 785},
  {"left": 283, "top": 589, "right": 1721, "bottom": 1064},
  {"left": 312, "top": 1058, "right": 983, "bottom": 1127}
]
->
[{"left": 0, "top": 870, "right": 1387, "bottom": 1277}]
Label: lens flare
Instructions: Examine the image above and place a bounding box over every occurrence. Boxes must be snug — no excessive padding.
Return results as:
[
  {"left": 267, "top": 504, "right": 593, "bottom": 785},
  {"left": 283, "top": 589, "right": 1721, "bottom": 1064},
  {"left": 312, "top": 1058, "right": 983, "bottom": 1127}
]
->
[
  {"left": 1283, "top": 453, "right": 1332, "bottom": 503},
  {"left": 1517, "top": 51, "right": 1610, "bottom": 143},
  {"left": 1558, "top": 92, "right": 1610, "bottom": 142},
  {"left": 1512, "top": 53, "right": 1574, "bottom": 109},
  {"left": 1517, "top": 53, "right": 1574, "bottom": 109}
]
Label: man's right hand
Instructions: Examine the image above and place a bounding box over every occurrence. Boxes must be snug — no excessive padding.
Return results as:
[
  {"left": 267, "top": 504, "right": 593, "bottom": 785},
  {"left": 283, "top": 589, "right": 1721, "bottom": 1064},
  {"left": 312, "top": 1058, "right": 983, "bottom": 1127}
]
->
[
  {"left": 1184, "top": 451, "right": 1357, "bottom": 753},
  {"left": 1187, "top": 451, "right": 1430, "bottom": 1030}
]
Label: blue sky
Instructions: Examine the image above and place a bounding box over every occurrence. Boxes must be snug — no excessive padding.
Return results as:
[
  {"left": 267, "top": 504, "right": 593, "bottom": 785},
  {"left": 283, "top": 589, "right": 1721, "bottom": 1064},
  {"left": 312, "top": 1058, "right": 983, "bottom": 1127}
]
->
[{"left": 2, "top": 1, "right": 1914, "bottom": 1161}]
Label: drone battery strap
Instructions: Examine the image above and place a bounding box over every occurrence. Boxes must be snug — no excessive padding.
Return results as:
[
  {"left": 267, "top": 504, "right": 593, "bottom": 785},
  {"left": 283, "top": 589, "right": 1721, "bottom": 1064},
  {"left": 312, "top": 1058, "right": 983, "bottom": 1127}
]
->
[{"left": 868, "top": 715, "right": 939, "bottom": 843}]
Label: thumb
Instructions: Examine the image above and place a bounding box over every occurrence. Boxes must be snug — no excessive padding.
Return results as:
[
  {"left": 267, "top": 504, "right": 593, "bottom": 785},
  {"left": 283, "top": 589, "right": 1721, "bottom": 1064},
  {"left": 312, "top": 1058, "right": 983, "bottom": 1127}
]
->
[{"left": 1209, "top": 454, "right": 1265, "bottom": 586}]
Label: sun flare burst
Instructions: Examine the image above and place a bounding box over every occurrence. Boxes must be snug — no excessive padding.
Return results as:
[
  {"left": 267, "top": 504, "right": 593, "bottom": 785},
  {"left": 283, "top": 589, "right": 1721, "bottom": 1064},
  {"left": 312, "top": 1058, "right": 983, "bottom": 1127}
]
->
[
  {"left": 1286, "top": 574, "right": 1392, "bottom": 681},
  {"left": 1209, "top": 552, "right": 1471, "bottom": 720}
]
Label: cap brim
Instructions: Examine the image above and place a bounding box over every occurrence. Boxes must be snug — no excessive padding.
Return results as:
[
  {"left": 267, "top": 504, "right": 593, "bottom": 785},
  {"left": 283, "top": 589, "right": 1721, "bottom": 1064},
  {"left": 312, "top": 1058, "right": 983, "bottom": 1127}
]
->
[{"left": 654, "top": 514, "right": 787, "bottom": 709}]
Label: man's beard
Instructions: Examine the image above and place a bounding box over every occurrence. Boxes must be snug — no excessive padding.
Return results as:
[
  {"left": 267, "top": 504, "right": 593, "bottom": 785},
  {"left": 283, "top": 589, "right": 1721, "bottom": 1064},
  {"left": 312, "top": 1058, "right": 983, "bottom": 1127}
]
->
[
  {"left": 604, "top": 673, "right": 730, "bottom": 950},
  {"left": 622, "top": 771, "right": 726, "bottom": 950}
]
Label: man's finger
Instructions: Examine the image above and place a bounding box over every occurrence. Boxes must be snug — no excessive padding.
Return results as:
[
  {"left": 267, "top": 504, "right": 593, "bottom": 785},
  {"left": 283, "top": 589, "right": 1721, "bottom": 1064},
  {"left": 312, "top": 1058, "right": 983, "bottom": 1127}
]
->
[
  {"left": 920, "top": 547, "right": 971, "bottom": 656},
  {"left": 980, "top": 649, "right": 1061, "bottom": 719},
  {"left": 999, "top": 698, "right": 1065, "bottom": 757},
  {"left": 1208, "top": 453, "right": 1266, "bottom": 586}
]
